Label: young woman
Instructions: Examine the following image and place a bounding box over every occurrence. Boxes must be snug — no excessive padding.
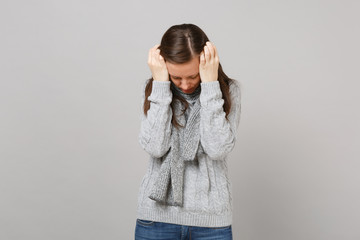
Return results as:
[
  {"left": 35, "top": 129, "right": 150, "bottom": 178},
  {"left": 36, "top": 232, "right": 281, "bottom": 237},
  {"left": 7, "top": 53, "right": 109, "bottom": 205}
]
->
[{"left": 135, "top": 23, "right": 241, "bottom": 240}]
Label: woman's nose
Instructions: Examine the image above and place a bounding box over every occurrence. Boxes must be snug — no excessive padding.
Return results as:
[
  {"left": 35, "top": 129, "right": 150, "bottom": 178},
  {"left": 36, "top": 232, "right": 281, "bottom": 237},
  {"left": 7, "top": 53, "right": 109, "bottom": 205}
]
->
[{"left": 181, "top": 81, "right": 190, "bottom": 89}]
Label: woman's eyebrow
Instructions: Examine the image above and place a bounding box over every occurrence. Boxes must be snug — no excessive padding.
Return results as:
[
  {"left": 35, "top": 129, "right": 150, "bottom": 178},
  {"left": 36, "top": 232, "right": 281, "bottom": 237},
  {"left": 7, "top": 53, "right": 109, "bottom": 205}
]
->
[{"left": 190, "top": 73, "right": 199, "bottom": 77}]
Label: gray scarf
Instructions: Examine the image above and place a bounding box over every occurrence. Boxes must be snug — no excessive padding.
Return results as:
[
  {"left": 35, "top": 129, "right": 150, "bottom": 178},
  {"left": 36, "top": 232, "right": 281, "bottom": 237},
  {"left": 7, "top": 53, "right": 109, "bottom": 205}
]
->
[{"left": 148, "top": 83, "right": 204, "bottom": 207}]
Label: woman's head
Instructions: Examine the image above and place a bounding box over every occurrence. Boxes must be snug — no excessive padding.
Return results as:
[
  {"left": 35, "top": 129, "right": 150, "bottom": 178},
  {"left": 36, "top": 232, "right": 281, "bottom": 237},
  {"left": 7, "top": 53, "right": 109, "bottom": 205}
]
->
[
  {"left": 158, "top": 24, "right": 209, "bottom": 93},
  {"left": 158, "top": 23, "right": 209, "bottom": 64}
]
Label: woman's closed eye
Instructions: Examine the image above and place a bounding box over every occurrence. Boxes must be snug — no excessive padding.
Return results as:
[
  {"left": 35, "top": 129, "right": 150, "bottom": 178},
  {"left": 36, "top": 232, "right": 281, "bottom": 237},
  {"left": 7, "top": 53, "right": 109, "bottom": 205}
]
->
[{"left": 171, "top": 74, "right": 199, "bottom": 80}]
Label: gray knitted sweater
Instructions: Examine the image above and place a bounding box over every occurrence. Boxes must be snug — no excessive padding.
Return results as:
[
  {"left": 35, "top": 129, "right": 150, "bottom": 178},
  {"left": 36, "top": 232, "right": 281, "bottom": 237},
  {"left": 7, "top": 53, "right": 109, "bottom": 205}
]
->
[{"left": 136, "top": 79, "right": 241, "bottom": 227}]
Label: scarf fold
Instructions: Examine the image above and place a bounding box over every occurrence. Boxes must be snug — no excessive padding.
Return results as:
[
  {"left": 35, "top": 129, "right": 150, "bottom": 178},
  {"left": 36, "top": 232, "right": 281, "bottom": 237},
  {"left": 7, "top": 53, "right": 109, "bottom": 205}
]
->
[{"left": 148, "top": 85, "right": 204, "bottom": 207}]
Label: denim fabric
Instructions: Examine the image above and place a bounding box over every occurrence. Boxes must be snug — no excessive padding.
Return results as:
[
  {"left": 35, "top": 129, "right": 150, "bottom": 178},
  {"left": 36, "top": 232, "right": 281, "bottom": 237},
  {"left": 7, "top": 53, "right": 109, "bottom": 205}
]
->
[{"left": 135, "top": 219, "right": 233, "bottom": 240}]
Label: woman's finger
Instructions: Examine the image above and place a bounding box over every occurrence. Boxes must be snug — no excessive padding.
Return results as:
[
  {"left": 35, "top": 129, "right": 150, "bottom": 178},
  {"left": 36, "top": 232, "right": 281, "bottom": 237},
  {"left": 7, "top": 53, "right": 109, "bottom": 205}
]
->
[
  {"left": 156, "top": 49, "right": 162, "bottom": 62},
  {"left": 204, "top": 45, "right": 211, "bottom": 63},
  {"left": 207, "top": 42, "right": 216, "bottom": 60},
  {"left": 148, "top": 48, "right": 152, "bottom": 65},
  {"left": 149, "top": 44, "right": 160, "bottom": 63},
  {"left": 206, "top": 42, "right": 212, "bottom": 59},
  {"left": 212, "top": 43, "right": 218, "bottom": 59},
  {"left": 153, "top": 48, "right": 160, "bottom": 62},
  {"left": 149, "top": 46, "right": 157, "bottom": 65},
  {"left": 200, "top": 51, "right": 205, "bottom": 66},
  {"left": 150, "top": 48, "right": 156, "bottom": 64}
]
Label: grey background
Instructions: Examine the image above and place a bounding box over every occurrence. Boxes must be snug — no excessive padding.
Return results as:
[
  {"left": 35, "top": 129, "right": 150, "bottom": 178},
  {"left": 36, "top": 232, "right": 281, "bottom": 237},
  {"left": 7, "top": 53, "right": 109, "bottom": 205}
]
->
[{"left": 1, "top": 0, "right": 359, "bottom": 239}]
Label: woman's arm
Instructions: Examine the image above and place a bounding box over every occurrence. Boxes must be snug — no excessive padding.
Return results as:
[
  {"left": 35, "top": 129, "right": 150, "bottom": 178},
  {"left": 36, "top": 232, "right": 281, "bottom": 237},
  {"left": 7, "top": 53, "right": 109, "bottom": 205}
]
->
[
  {"left": 138, "top": 80, "right": 173, "bottom": 158},
  {"left": 199, "top": 80, "right": 241, "bottom": 160}
]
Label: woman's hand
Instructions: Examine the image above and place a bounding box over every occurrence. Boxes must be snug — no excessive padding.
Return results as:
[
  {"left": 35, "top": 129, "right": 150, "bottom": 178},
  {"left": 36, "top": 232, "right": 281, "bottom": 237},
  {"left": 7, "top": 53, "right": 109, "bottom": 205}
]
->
[
  {"left": 199, "top": 41, "right": 219, "bottom": 83},
  {"left": 147, "top": 44, "right": 169, "bottom": 82}
]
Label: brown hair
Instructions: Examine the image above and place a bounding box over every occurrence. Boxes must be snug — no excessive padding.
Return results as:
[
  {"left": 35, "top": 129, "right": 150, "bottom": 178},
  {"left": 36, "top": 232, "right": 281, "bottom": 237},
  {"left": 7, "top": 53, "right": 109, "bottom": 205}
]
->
[{"left": 143, "top": 23, "right": 234, "bottom": 128}]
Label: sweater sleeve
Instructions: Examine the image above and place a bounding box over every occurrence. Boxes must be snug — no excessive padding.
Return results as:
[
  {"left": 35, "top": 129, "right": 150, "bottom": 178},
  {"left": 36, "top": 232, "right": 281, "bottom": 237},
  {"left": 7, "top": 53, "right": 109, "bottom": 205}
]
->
[
  {"left": 138, "top": 79, "right": 173, "bottom": 158},
  {"left": 199, "top": 80, "right": 241, "bottom": 160}
]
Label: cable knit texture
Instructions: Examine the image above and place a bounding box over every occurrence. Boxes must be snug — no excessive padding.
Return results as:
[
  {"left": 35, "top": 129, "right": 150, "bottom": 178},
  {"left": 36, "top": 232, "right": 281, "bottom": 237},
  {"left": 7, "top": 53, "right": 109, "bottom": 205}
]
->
[
  {"left": 137, "top": 78, "right": 241, "bottom": 227},
  {"left": 148, "top": 82, "right": 203, "bottom": 207}
]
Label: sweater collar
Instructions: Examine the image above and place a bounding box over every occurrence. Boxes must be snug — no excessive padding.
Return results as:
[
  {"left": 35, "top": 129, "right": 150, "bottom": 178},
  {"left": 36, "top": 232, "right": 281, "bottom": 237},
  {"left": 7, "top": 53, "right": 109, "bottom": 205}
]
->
[{"left": 171, "top": 81, "right": 201, "bottom": 101}]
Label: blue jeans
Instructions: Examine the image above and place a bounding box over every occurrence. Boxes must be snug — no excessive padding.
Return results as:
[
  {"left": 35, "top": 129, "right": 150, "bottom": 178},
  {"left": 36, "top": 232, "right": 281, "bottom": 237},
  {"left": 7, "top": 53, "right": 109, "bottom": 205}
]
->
[{"left": 135, "top": 219, "right": 233, "bottom": 240}]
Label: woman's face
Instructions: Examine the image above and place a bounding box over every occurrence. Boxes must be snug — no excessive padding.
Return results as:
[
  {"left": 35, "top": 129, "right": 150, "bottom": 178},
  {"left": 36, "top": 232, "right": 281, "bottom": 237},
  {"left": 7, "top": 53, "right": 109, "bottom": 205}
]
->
[{"left": 166, "top": 57, "right": 201, "bottom": 94}]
